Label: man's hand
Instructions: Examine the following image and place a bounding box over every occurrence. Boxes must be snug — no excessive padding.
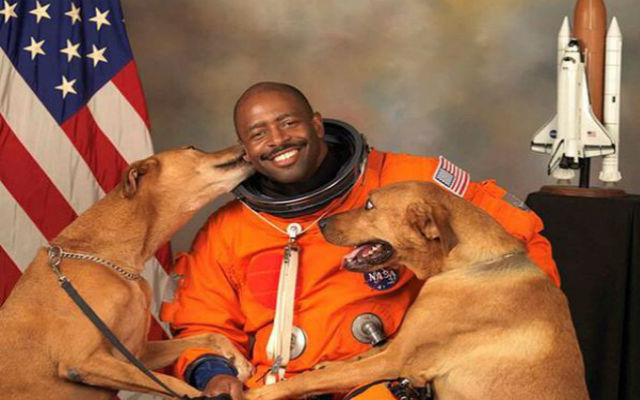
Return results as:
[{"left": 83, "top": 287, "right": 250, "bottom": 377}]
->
[{"left": 203, "top": 375, "right": 245, "bottom": 400}]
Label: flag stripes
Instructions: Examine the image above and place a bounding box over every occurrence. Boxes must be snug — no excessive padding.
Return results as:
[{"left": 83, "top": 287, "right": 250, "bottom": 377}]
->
[
  {"left": 0, "top": 181, "right": 49, "bottom": 270},
  {"left": 444, "top": 158, "right": 469, "bottom": 195},
  {"left": 0, "top": 117, "right": 78, "bottom": 238},
  {"left": 0, "top": 245, "right": 21, "bottom": 305},
  {"left": 433, "top": 155, "right": 470, "bottom": 197},
  {"left": 87, "top": 80, "right": 154, "bottom": 164},
  {"left": 111, "top": 62, "right": 151, "bottom": 130},
  {"left": 60, "top": 106, "right": 129, "bottom": 194}
]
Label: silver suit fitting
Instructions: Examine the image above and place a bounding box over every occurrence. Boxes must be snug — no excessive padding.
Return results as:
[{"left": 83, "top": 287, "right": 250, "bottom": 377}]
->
[{"left": 351, "top": 313, "right": 386, "bottom": 346}]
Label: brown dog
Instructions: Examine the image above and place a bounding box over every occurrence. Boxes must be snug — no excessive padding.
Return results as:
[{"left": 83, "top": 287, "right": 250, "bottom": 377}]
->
[
  {"left": 246, "top": 181, "right": 589, "bottom": 400},
  {"left": 0, "top": 145, "right": 254, "bottom": 400}
]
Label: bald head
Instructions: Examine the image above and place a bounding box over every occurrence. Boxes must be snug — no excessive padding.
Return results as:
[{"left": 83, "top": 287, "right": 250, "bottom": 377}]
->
[{"left": 233, "top": 82, "right": 313, "bottom": 133}]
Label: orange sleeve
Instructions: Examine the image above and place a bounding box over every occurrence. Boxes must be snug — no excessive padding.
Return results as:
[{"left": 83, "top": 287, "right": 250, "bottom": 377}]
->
[
  {"left": 160, "top": 213, "right": 249, "bottom": 380},
  {"left": 464, "top": 180, "right": 560, "bottom": 287},
  {"left": 378, "top": 152, "right": 560, "bottom": 287}
]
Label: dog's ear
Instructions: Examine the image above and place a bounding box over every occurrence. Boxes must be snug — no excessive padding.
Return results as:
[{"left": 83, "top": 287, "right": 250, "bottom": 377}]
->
[
  {"left": 406, "top": 201, "right": 458, "bottom": 254},
  {"left": 121, "top": 158, "right": 158, "bottom": 199}
]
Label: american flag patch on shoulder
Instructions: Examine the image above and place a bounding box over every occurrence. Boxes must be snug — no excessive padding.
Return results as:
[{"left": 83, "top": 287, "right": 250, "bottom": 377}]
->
[{"left": 433, "top": 156, "right": 470, "bottom": 197}]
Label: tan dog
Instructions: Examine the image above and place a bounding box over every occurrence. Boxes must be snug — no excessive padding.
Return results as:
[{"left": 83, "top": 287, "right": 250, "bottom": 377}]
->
[
  {"left": 0, "top": 145, "right": 254, "bottom": 400},
  {"left": 247, "top": 182, "right": 589, "bottom": 400}
]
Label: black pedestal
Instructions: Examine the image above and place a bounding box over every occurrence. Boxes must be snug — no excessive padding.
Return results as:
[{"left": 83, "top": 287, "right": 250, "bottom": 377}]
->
[{"left": 526, "top": 192, "right": 640, "bottom": 400}]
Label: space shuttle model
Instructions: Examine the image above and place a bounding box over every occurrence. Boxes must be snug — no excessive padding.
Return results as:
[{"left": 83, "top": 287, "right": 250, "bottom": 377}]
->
[{"left": 531, "top": 0, "right": 622, "bottom": 185}]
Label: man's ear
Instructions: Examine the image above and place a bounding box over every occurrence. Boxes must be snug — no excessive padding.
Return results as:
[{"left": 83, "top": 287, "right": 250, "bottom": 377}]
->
[
  {"left": 312, "top": 112, "right": 324, "bottom": 138},
  {"left": 406, "top": 201, "right": 458, "bottom": 255},
  {"left": 121, "top": 158, "right": 158, "bottom": 199},
  {"left": 240, "top": 143, "right": 250, "bottom": 162}
]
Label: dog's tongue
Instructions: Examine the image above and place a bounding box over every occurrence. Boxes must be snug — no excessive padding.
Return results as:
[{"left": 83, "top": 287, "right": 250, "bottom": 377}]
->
[
  {"left": 343, "top": 246, "right": 363, "bottom": 260},
  {"left": 342, "top": 244, "right": 376, "bottom": 269}
]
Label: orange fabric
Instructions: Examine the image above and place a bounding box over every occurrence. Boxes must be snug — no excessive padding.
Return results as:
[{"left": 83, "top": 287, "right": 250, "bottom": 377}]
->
[
  {"left": 346, "top": 382, "right": 398, "bottom": 400},
  {"left": 160, "top": 149, "right": 560, "bottom": 389}
]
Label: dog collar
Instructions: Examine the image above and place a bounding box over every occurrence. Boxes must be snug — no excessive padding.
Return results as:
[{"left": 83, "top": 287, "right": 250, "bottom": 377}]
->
[{"left": 47, "top": 246, "right": 141, "bottom": 281}]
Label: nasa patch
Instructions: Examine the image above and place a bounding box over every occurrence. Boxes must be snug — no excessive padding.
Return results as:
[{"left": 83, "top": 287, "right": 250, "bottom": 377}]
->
[{"left": 363, "top": 267, "right": 399, "bottom": 291}]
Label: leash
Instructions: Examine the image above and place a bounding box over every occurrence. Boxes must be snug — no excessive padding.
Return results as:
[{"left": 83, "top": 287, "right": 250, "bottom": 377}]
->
[{"left": 47, "top": 246, "right": 224, "bottom": 400}]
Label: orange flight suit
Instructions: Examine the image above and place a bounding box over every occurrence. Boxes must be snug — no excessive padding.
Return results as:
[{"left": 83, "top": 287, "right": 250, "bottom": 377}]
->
[{"left": 160, "top": 149, "right": 559, "bottom": 392}]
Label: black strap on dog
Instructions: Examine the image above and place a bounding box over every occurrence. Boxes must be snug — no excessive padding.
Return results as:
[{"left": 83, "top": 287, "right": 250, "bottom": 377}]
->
[
  {"left": 388, "top": 379, "right": 433, "bottom": 400},
  {"left": 47, "top": 246, "right": 228, "bottom": 400}
]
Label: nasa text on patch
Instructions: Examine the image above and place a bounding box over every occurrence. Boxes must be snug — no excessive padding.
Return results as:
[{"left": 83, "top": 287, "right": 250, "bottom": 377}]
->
[{"left": 364, "top": 267, "right": 399, "bottom": 291}]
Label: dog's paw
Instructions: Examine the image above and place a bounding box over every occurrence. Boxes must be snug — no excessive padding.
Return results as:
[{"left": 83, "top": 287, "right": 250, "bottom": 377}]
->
[
  {"left": 230, "top": 356, "right": 254, "bottom": 382},
  {"left": 194, "top": 333, "right": 254, "bottom": 381}
]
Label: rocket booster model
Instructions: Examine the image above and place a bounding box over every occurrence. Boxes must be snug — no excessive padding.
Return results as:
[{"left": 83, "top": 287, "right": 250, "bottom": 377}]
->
[
  {"left": 600, "top": 18, "right": 622, "bottom": 183},
  {"left": 531, "top": 2, "right": 622, "bottom": 183}
]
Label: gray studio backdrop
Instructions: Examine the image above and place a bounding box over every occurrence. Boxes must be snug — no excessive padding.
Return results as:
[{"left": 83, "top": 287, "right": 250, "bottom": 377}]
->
[{"left": 122, "top": 0, "right": 640, "bottom": 254}]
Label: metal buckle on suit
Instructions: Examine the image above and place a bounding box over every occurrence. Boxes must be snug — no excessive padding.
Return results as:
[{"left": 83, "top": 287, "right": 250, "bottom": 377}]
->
[
  {"left": 290, "top": 325, "right": 307, "bottom": 359},
  {"left": 351, "top": 313, "right": 387, "bottom": 346}
]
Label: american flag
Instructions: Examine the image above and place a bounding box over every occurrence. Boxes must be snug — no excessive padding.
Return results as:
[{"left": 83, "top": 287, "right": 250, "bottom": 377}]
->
[
  {"left": 0, "top": 1, "right": 172, "bottom": 398},
  {"left": 433, "top": 155, "right": 470, "bottom": 197}
]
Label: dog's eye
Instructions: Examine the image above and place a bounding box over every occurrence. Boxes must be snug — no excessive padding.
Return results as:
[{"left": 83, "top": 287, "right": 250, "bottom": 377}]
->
[{"left": 364, "top": 199, "right": 375, "bottom": 210}]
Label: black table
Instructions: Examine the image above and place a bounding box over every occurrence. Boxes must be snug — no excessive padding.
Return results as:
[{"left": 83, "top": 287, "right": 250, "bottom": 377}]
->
[{"left": 526, "top": 192, "right": 640, "bottom": 400}]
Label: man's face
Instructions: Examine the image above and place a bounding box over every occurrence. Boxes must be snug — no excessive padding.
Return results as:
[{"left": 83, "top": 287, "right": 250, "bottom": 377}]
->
[{"left": 235, "top": 90, "right": 327, "bottom": 183}]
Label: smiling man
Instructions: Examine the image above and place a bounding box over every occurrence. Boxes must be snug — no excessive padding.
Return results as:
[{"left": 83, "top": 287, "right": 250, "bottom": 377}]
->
[
  {"left": 161, "top": 82, "right": 561, "bottom": 400},
  {"left": 234, "top": 84, "right": 327, "bottom": 184}
]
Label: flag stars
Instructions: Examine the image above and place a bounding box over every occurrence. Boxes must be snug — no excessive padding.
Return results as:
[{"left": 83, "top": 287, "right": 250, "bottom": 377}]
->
[
  {"left": 23, "top": 37, "right": 45, "bottom": 60},
  {"left": 29, "top": 1, "right": 50, "bottom": 24},
  {"left": 86, "top": 44, "right": 107, "bottom": 67},
  {"left": 0, "top": 1, "right": 18, "bottom": 23},
  {"left": 64, "top": 2, "right": 81, "bottom": 25},
  {"left": 60, "top": 40, "right": 80, "bottom": 62},
  {"left": 89, "top": 7, "right": 111, "bottom": 31},
  {"left": 55, "top": 75, "right": 77, "bottom": 99}
]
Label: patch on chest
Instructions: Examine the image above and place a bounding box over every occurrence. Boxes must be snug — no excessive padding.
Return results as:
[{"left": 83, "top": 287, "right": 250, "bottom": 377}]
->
[
  {"left": 363, "top": 267, "right": 399, "bottom": 291},
  {"left": 246, "top": 250, "right": 301, "bottom": 309}
]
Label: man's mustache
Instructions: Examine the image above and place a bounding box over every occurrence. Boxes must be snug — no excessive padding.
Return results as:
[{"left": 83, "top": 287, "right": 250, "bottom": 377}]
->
[{"left": 260, "top": 139, "right": 308, "bottom": 161}]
